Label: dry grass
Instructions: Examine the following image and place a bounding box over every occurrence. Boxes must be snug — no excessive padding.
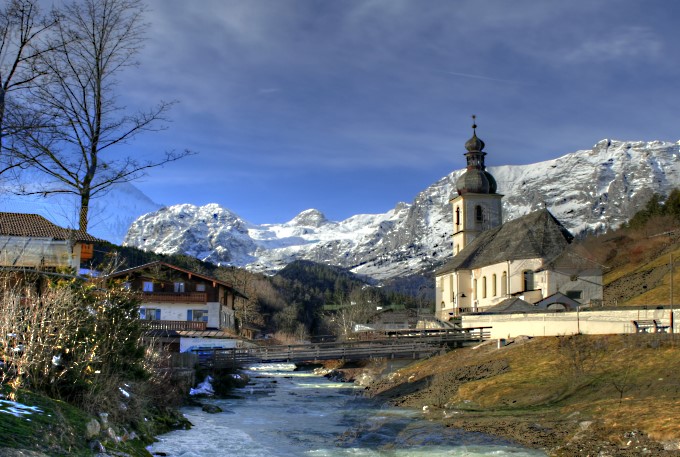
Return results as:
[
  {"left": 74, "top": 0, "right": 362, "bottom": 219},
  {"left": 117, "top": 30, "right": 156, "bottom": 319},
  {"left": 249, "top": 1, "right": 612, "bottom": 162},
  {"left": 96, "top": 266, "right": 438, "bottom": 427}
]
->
[
  {"left": 618, "top": 246, "right": 680, "bottom": 305},
  {"left": 604, "top": 261, "right": 645, "bottom": 285},
  {"left": 390, "top": 334, "right": 680, "bottom": 442}
]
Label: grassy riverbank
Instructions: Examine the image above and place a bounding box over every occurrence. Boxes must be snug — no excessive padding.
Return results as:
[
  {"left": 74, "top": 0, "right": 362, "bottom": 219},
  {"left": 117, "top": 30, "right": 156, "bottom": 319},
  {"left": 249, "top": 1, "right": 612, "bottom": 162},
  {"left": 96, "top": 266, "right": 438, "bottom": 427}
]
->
[
  {"left": 364, "top": 334, "right": 680, "bottom": 456},
  {"left": 0, "top": 386, "right": 191, "bottom": 456}
]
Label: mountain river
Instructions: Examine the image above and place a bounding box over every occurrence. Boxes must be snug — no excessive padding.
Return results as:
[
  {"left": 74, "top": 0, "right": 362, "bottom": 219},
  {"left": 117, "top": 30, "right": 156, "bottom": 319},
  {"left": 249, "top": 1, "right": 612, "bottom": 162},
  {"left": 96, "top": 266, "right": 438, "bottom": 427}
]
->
[{"left": 148, "top": 363, "right": 546, "bottom": 457}]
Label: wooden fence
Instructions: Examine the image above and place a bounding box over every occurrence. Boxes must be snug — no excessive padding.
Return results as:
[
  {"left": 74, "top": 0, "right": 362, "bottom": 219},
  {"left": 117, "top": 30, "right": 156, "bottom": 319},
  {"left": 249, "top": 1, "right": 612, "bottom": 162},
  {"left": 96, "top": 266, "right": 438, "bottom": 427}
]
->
[{"left": 141, "top": 320, "right": 207, "bottom": 331}]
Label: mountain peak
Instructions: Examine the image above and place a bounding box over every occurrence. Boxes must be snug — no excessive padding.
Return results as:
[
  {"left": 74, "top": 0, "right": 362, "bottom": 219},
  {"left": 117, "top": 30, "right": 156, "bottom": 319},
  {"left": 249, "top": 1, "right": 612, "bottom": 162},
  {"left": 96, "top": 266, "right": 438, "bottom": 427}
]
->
[
  {"left": 124, "top": 139, "right": 680, "bottom": 281},
  {"left": 287, "top": 209, "right": 329, "bottom": 227}
]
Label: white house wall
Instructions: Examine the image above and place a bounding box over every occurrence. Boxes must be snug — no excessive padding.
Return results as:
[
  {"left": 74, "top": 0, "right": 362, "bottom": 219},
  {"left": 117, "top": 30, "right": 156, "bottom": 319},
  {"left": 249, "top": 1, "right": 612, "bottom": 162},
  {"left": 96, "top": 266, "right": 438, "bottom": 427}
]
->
[
  {"left": 0, "top": 237, "right": 81, "bottom": 269},
  {"left": 180, "top": 337, "right": 238, "bottom": 352},
  {"left": 207, "top": 302, "right": 220, "bottom": 328},
  {"left": 141, "top": 302, "right": 209, "bottom": 322}
]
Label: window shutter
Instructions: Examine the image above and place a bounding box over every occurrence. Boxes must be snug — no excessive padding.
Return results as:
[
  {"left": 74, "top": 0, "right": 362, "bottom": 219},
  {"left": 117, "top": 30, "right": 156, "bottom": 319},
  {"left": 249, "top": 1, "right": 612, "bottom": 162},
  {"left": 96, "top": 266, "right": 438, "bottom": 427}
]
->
[
  {"left": 155, "top": 309, "right": 161, "bottom": 320},
  {"left": 140, "top": 308, "right": 146, "bottom": 319},
  {"left": 187, "top": 310, "right": 193, "bottom": 321}
]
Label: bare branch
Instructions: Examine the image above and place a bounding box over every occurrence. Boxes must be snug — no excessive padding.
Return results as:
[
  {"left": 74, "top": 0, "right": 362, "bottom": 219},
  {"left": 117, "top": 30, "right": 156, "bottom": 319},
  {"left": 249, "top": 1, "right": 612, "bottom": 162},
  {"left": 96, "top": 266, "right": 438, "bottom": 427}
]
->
[{"left": 8, "top": 0, "right": 192, "bottom": 231}]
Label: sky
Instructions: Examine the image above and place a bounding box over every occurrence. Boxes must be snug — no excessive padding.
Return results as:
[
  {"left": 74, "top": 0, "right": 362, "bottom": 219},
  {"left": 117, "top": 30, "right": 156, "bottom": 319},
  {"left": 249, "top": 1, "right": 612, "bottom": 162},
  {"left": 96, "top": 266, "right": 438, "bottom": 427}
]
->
[{"left": 112, "top": 0, "right": 680, "bottom": 224}]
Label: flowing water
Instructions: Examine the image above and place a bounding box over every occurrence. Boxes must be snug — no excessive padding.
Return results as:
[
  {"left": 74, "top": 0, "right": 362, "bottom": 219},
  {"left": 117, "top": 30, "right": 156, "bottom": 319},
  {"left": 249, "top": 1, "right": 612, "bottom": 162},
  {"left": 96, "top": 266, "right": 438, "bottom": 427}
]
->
[{"left": 148, "top": 363, "right": 546, "bottom": 457}]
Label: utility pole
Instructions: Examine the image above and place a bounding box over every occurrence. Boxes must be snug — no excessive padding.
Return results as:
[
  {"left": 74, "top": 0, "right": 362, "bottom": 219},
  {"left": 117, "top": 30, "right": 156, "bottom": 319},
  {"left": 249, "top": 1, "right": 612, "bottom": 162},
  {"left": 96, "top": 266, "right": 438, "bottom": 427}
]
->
[{"left": 671, "top": 253, "right": 674, "bottom": 334}]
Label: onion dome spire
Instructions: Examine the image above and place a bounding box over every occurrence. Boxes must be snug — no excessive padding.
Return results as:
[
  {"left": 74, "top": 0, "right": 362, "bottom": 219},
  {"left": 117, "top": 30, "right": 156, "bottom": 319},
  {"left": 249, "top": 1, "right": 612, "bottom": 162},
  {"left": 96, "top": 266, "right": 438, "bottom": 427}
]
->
[
  {"left": 465, "top": 115, "right": 486, "bottom": 152},
  {"left": 455, "top": 115, "right": 497, "bottom": 195}
]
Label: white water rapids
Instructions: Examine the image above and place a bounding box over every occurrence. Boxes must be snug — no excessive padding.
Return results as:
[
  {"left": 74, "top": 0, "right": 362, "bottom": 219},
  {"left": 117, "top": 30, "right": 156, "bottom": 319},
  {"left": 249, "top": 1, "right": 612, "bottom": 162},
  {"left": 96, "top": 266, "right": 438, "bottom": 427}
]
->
[{"left": 148, "top": 363, "right": 546, "bottom": 457}]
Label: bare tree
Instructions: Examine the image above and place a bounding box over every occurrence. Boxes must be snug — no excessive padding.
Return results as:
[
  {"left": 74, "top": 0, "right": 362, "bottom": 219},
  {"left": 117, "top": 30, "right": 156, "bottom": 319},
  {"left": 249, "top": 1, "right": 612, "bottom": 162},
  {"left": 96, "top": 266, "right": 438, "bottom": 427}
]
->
[
  {"left": 8, "top": 0, "right": 192, "bottom": 230},
  {"left": 0, "top": 0, "right": 55, "bottom": 167},
  {"left": 327, "top": 289, "right": 379, "bottom": 339}
]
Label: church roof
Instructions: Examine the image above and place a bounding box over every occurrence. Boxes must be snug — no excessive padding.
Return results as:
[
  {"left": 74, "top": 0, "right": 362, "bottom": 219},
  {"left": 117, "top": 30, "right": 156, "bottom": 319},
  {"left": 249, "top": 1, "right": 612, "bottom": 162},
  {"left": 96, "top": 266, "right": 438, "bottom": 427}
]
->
[
  {"left": 436, "top": 209, "right": 574, "bottom": 275},
  {"left": 535, "top": 292, "right": 582, "bottom": 311},
  {"left": 474, "top": 297, "right": 538, "bottom": 314}
]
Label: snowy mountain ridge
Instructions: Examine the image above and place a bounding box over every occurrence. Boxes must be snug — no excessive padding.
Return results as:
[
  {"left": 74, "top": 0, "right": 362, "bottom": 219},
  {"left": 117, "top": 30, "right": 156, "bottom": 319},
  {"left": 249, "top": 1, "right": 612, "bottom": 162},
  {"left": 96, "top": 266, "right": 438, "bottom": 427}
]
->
[
  {"left": 0, "top": 182, "right": 161, "bottom": 243},
  {"left": 123, "top": 139, "right": 680, "bottom": 280}
]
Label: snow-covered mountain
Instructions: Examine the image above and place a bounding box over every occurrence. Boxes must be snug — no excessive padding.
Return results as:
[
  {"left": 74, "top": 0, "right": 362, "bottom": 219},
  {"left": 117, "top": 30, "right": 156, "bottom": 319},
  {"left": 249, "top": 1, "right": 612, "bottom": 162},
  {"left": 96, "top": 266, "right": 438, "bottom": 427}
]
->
[
  {"left": 124, "top": 139, "right": 680, "bottom": 280},
  {"left": 0, "top": 182, "right": 161, "bottom": 243}
]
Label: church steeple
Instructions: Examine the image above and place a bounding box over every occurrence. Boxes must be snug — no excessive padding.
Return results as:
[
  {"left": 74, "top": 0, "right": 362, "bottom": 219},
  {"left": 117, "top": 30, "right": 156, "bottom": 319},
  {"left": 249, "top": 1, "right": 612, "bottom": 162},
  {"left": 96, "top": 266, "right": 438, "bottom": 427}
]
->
[
  {"left": 450, "top": 116, "right": 503, "bottom": 255},
  {"left": 456, "top": 115, "right": 497, "bottom": 195}
]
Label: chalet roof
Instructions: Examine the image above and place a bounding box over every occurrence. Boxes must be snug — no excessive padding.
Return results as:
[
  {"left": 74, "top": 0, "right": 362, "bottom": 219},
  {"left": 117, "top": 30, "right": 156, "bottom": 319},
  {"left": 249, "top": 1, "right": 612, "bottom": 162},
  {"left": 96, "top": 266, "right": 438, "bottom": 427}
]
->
[
  {"left": 436, "top": 209, "right": 574, "bottom": 275},
  {"left": 108, "top": 260, "right": 247, "bottom": 298},
  {"left": 0, "top": 212, "right": 100, "bottom": 242}
]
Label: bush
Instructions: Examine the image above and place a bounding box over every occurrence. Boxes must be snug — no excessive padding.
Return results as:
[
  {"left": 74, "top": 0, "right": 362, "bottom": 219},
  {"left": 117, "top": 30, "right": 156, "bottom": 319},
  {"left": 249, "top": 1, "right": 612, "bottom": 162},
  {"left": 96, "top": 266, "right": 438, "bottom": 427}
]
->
[{"left": 0, "top": 270, "right": 146, "bottom": 409}]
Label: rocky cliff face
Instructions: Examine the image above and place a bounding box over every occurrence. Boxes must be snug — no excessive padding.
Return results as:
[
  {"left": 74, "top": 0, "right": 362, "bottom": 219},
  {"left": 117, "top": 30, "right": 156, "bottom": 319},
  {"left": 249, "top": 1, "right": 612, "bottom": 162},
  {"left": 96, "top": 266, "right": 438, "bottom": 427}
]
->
[{"left": 124, "top": 139, "right": 680, "bottom": 280}]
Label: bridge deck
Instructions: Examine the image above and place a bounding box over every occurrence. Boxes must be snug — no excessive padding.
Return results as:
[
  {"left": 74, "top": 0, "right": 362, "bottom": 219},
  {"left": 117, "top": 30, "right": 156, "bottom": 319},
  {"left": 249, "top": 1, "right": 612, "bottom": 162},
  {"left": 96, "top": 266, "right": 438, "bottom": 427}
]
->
[{"left": 194, "top": 326, "right": 491, "bottom": 369}]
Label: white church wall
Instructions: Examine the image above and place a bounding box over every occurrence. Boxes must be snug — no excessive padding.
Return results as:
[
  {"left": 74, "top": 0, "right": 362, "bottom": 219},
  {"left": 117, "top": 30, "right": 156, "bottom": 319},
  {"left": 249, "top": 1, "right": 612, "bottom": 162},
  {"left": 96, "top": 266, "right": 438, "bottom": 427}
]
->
[
  {"left": 470, "top": 263, "right": 509, "bottom": 311},
  {"left": 507, "top": 258, "right": 544, "bottom": 299},
  {"left": 550, "top": 270, "right": 604, "bottom": 306},
  {"left": 462, "top": 307, "right": 675, "bottom": 339}
]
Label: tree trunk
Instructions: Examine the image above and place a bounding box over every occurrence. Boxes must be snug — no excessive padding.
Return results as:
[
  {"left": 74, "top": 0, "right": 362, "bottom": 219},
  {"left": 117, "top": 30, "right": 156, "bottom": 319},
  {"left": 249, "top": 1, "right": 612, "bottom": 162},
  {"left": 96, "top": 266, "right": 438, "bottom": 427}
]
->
[{"left": 79, "top": 192, "right": 89, "bottom": 232}]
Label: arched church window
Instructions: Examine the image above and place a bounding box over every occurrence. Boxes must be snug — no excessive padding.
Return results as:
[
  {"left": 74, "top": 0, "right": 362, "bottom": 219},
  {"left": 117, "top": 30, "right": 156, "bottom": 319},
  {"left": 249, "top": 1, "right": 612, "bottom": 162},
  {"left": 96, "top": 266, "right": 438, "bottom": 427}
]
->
[
  {"left": 501, "top": 271, "right": 507, "bottom": 295},
  {"left": 473, "top": 279, "right": 477, "bottom": 299},
  {"left": 475, "top": 205, "right": 483, "bottom": 222},
  {"left": 482, "top": 276, "right": 487, "bottom": 298},
  {"left": 455, "top": 207, "right": 460, "bottom": 227},
  {"left": 492, "top": 274, "right": 497, "bottom": 296},
  {"left": 523, "top": 270, "right": 534, "bottom": 291}
]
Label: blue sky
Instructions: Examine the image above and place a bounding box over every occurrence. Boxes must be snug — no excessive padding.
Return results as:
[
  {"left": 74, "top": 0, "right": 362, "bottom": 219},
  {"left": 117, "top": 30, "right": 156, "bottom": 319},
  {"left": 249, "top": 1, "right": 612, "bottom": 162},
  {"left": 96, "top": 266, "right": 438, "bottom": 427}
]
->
[{"left": 119, "top": 0, "right": 680, "bottom": 224}]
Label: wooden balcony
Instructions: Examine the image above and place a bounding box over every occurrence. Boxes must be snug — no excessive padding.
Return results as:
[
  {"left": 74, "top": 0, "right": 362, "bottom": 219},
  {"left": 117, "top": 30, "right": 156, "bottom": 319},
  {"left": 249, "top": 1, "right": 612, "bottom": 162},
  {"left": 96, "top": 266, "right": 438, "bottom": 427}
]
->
[
  {"left": 141, "top": 320, "right": 207, "bottom": 331},
  {"left": 142, "top": 291, "right": 207, "bottom": 303}
]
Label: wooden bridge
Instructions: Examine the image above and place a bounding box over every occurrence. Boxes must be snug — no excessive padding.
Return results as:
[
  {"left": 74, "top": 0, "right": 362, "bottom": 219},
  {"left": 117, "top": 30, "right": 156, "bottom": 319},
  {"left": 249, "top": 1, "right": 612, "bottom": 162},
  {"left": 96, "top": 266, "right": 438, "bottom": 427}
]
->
[{"left": 194, "top": 326, "right": 491, "bottom": 369}]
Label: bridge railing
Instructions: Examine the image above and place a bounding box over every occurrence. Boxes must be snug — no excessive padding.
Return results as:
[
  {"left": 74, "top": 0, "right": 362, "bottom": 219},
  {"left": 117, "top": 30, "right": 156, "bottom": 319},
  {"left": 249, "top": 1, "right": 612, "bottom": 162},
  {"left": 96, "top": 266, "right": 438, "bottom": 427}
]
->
[{"left": 193, "top": 326, "right": 492, "bottom": 369}]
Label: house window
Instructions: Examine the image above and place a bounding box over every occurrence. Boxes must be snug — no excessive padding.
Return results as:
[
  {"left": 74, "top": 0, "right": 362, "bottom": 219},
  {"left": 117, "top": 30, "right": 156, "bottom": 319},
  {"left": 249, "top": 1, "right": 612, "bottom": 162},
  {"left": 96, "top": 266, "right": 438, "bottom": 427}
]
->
[
  {"left": 174, "top": 282, "right": 185, "bottom": 293},
  {"left": 492, "top": 274, "right": 497, "bottom": 296},
  {"left": 123, "top": 282, "right": 131, "bottom": 290},
  {"left": 475, "top": 205, "right": 483, "bottom": 222},
  {"left": 187, "top": 309, "right": 208, "bottom": 322},
  {"left": 143, "top": 281, "right": 153, "bottom": 292},
  {"left": 566, "top": 290, "right": 582, "bottom": 300},
  {"left": 140, "top": 308, "right": 160, "bottom": 320},
  {"left": 196, "top": 283, "right": 206, "bottom": 292},
  {"left": 523, "top": 270, "right": 534, "bottom": 291},
  {"left": 482, "top": 276, "right": 487, "bottom": 298}
]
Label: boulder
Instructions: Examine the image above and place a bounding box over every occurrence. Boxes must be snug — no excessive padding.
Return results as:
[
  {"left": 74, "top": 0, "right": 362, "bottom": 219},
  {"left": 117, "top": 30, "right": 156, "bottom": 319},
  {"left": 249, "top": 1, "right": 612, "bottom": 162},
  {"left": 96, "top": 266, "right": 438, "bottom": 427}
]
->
[{"left": 201, "top": 404, "right": 223, "bottom": 414}]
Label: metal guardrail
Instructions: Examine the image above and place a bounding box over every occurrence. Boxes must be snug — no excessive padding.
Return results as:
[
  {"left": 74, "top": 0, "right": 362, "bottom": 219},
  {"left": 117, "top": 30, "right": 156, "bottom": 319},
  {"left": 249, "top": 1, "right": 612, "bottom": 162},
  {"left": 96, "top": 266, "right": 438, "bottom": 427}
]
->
[{"left": 194, "top": 326, "right": 491, "bottom": 369}]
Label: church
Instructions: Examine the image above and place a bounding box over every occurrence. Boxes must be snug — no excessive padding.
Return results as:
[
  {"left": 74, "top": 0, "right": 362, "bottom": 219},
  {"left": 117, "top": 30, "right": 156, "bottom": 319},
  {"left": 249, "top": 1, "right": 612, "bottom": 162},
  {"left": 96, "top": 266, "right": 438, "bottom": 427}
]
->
[{"left": 434, "top": 120, "right": 603, "bottom": 320}]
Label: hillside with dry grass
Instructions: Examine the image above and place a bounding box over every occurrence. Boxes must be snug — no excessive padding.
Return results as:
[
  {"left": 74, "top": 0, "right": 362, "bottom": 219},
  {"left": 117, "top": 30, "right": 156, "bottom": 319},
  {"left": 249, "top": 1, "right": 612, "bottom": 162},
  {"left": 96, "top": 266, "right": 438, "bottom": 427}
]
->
[
  {"left": 356, "top": 195, "right": 680, "bottom": 456},
  {"left": 365, "top": 334, "right": 680, "bottom": 456},
  {"left": 573, "top": 207, "right": 680, "bottom": 307}
]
